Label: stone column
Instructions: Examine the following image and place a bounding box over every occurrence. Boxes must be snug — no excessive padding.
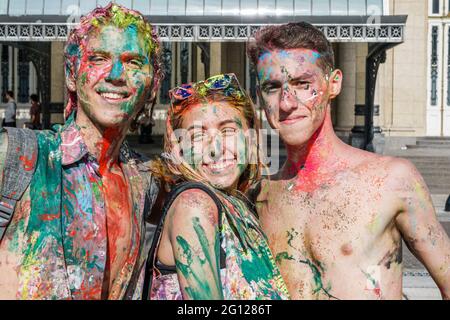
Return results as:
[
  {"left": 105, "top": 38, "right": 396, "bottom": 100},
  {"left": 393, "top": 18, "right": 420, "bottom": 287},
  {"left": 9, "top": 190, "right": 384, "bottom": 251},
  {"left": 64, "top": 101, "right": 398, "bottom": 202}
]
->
[{"left": 335, "top": 43, "right": 357, "bottom": 144}]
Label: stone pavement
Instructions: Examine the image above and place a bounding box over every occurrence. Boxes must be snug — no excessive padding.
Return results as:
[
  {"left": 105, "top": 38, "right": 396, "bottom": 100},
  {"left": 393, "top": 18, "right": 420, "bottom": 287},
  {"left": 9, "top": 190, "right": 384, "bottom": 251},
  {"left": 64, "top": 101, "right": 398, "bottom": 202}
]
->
[{"left": 127, "top": 134, "right": 448, "bottom": 300}]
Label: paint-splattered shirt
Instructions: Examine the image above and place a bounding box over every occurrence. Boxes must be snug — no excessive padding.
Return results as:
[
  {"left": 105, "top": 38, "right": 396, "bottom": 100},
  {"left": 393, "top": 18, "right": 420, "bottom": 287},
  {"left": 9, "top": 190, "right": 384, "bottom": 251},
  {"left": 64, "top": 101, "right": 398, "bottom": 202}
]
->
[
  {"left": 0, "top": 118, "right": 159, "bottom": 300},
  {"left": 150, "top": 184, "right": 290, "bottom": 300}
]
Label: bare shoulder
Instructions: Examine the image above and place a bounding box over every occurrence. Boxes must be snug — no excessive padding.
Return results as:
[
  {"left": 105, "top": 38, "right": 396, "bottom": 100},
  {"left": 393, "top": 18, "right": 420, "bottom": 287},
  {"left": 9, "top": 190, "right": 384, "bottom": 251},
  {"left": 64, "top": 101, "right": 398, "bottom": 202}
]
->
[{"left": 168, "top": 188, "right": 220, "bottom": 228}]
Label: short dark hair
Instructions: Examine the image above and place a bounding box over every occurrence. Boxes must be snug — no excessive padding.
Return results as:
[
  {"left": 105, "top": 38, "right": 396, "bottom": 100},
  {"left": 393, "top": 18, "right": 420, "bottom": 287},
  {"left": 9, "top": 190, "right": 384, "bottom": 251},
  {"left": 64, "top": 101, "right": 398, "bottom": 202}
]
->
[
  {"left": 6, "top": 90, "right": 13, "bottom": 98},
  {"left": 30, "top": 94, "right": 39, "bottom": 103},
  {"left": 247, "top": 22, "right": 334, "bottom": 75}
]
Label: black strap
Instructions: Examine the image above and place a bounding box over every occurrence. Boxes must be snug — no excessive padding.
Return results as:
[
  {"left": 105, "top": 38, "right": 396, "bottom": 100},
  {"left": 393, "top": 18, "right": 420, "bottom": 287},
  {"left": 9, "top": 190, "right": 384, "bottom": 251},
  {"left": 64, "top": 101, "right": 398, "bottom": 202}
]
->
[
  {"left": 142, "top": 181, "right": 224, "bottom": 300},
  {"left": 0, "top": 128, "right": 37, "bottom": 242}
]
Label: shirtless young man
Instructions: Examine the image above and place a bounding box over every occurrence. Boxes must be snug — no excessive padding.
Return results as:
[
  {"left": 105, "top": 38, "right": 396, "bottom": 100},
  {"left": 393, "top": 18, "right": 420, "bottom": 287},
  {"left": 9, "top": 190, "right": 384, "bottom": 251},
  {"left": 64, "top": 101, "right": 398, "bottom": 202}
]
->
[{"left": 247, "top": 22, "right": 450, "bottom": 300}]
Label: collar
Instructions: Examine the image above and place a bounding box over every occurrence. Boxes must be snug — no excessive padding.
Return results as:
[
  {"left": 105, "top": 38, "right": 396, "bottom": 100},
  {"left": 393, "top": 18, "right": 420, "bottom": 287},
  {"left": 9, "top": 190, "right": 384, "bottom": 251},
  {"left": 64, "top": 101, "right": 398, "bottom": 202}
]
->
[{"left": 60, "top": 116, "right": 146, "bottom": 168}]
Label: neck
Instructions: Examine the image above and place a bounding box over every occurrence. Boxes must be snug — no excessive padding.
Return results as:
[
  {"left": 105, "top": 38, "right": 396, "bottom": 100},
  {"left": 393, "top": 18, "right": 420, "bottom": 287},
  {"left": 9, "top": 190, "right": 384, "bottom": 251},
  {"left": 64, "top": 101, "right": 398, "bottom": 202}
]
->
[
  {"left": 282, "top": 109, "right": 344, "bottom": 179},
  {"left": 75, "top": 109, "right": 127, "bottom": 174}
]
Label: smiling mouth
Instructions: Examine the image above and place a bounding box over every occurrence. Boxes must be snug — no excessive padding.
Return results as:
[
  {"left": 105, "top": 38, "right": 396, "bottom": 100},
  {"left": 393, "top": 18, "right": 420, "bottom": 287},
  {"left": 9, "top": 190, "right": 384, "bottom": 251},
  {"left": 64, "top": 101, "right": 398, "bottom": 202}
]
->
[
  {"left": 280, "top": 115, "right": 307, "bottom": 125},
  {"left": 203, "top": 159, "right": 237, "bottom": 174},
  {"left": 96, "top": 90, "right": 131, "bottom": 102}
]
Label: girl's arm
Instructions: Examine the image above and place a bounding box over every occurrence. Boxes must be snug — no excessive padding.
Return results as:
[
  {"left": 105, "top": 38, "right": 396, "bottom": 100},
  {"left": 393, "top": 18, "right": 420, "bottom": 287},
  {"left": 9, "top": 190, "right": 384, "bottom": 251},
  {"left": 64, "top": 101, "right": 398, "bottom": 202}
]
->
[{"left": 167, "top": 188, "right": 223, "bottom": 300}]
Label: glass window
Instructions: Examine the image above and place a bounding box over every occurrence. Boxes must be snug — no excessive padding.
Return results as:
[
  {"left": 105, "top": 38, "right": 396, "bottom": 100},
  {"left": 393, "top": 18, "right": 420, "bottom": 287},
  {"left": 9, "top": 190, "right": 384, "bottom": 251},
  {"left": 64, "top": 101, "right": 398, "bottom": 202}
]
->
[
  {"left": 277, "top": 0, "right": 294, "bottom": 15},
  {"left": 222, "top": 0, "right": 239, "bottom": 15},
  {"left": 312, "top": 0, "right": 330, "bottom": 15},
  {"left": 259, "top": 0, "right": 275, "bottom": 15},
  {"left": 433, "top": 0, "right": 440, "bottom": 14},
  {"left": 348, "top": 0, "right": 365, "bottom": 15},
  {"left": 0, "top": 0, "right": 7, "bottom": 14},
  {"left": 97, "top": 0, "right": 111, "bottom": 7},
  {"left": 133, "top": 0, "right": 151, "bottom": 15},
  {"left": 27, "top": 0, "right": 44, "bottom": 15},
  {"left": 79, "top": 0, "right": 97, "bottom": 15},
  {"left": 168, "top": 0, "right": 185, "bottom": 15},
  {"left": 241, "top": 0, "right": 257, "bottom": 15},
  {"left": 294, "top": 0, "right": 312, "bottom": 15},
  {"left": 151, "top": 0, "right": 167, "bottom": 15},
  {"left": 204, "top": 0, "right": 222, "bottom": 15},
  {"left": 367, "top": 0, "right": 383, "bottom": 15},
  {"left": 9, "top": 0, "right": 26, "bottom": 16},
  {"left": 60, "top": 0, "right": 79, "bottom": 15},
  {"left": 186, "top": 0, "right": 204, "bottom": 15},
  {"left": 330, "top": 0, "right": 347, "bottom": 15},
  {"left": 115, "top": 0, "right": 132, "bottom": 10}
]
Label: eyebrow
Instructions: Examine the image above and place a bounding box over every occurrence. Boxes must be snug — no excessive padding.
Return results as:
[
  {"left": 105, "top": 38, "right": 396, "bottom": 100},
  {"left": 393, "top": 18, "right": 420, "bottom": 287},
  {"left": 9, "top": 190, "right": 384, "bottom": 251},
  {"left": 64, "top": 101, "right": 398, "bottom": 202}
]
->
[
  {"left": 186, "top": 119, "right": 239, "bottom": 131},
  {"left": 88, "top": 50, "right": 148, "bottom": 62},
  {"left": 88, "top": 49, "right": 111, "bottom": 57}
]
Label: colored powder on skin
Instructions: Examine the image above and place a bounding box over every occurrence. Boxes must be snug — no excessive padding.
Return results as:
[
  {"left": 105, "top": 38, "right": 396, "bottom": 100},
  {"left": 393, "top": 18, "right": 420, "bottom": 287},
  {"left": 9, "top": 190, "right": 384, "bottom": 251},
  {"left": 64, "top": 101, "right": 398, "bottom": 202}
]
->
[
  {"left": 97, "top": 127, "right": 132, "bottom": 275},
  {"left": 282, "top": 227, "right": 339, "bottom": 299},
  {"left": 310, "top": 51, "right": 321, "bottom": 64},
  {"left": 175, "top": 217, "right": 222, "bottom": 299},
  {"left": 361, "top": 269, "right": 382, "bottom": 299}
]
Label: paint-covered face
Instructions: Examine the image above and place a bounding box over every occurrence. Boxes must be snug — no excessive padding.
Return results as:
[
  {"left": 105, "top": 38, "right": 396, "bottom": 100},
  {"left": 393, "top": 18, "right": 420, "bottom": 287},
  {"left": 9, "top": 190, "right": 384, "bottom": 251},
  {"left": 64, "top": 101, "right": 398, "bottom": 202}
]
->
[
  {"left": 257, "top": 48, "right": 336, "bottom": 146},
  {"left": 179, "top": 102, "right": 249, "bottom": 190},
  {"left": 76, "top": 24, "right": 153, "bottom": 129}
]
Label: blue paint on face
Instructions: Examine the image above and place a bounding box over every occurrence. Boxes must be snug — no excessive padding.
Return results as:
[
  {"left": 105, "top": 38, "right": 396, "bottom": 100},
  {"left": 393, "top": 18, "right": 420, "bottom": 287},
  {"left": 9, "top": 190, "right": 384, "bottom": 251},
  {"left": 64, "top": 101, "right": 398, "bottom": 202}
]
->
[
  {"left": 310, "top": 51, "right": 321, "bottom": 64},
  {"left": 259, "top": 51, "right": 272, "bottom": 62},
  {"left": 278, "top": 50, "right": 291, "bottom": 59},
  {"left": 108, "top": 59, "right": 124, "bottom": 80}
]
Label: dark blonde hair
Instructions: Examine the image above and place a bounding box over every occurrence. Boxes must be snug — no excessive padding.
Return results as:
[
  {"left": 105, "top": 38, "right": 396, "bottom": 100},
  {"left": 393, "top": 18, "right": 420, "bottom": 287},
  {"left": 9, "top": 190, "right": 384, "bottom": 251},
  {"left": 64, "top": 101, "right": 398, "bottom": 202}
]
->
[{"left": 154, "top": 82, "right": 262, "bottom": 195}]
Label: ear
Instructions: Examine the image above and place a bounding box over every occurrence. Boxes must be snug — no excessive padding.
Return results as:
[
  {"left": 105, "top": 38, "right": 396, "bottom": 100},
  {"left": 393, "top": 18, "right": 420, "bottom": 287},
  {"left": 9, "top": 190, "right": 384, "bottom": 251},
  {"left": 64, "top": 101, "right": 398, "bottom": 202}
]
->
[
  {"left": 328, "top": 69, "right": 343, "bottom": 99},
  {"left": 66, "top": 71, "right": 77, "bottom": 93},
  {"left": 256, "top": 85, "right": 267, "bottom": 109}
]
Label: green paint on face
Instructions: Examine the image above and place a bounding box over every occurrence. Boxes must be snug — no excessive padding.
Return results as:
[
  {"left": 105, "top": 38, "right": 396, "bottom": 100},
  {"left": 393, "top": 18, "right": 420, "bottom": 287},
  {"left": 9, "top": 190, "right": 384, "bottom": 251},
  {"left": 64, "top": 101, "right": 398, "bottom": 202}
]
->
[
  {"left": 80, "top": 72, "right": 88, "bottom": 86},
  {"left": 233, "top": 116, "right": 243, "bottom": 129}
]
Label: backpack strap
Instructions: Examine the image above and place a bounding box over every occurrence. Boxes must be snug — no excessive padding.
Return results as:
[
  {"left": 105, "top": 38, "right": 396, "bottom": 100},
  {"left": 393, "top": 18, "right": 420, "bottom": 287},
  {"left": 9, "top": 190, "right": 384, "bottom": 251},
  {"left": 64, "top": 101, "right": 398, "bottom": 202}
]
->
[
  {"left": 0, "top": 127, "right": 38, "bottom": 242},
  {"left": 142, "top": 181, "right": 224, "bottom": 300}
]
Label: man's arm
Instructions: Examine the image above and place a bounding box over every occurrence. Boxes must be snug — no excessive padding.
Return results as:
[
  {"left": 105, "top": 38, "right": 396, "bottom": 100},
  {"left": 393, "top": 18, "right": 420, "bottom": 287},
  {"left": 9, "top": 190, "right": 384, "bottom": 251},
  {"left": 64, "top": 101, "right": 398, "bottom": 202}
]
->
[
  {"left": 167, "top": 189, "right": 223, "bottom": 300},
  {"left": 392, "top": 159, "right": 450, "bottom": 299}
]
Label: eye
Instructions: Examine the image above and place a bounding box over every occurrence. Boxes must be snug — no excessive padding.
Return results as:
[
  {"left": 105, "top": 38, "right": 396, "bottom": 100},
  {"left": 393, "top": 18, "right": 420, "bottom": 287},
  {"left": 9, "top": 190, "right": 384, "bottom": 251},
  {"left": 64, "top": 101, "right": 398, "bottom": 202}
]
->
[
  {"left": 191, "top": 131, "right": 205, "bottom": 143},
  {"left": 222, "top": 127, "right": 237, "bottom": 136},
  {"left": 292, "top": 80, "right": 311, "bottom": 90},
  {"left": 89, "top": 55, "right": 108, "bottom": 64},
  {"left": 262, "top": 85, "right": 279, "bottom": 94},
  {"left": 126, "top": 58, "right": 144, "bottom": 69}
]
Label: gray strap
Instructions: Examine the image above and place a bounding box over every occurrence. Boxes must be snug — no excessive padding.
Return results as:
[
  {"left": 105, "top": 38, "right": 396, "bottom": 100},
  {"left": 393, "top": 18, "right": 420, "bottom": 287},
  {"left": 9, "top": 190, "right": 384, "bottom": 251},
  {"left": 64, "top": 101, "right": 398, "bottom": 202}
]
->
[{"left": 0, "top": 128, "right": 37, "bottom": 241}]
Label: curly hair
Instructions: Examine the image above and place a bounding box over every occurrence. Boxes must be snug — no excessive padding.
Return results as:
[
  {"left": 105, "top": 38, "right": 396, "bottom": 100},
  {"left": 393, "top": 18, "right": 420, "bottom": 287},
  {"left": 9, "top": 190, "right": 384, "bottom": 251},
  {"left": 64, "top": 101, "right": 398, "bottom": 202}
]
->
[{"left": 63, "top": 2, "right": 162, "bottom": 130}]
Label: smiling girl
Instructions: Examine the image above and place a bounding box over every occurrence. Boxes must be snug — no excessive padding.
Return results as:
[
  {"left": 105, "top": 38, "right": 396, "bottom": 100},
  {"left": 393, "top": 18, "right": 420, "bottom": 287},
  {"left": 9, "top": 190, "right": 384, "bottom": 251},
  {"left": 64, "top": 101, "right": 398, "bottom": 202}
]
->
[{"left": 146, "top": 74, "right": 289, "bottom": 300}]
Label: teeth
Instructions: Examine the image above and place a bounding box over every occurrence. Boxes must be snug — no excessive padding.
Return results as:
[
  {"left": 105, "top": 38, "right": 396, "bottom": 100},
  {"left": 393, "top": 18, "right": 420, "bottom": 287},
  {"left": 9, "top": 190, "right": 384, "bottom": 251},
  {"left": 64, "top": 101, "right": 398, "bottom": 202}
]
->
[
  {"left": 100, "top": 92, "right": 125, "bottom": 100},
  {"left": 207, "top": 160, "right": 235, "bottom": 171}
]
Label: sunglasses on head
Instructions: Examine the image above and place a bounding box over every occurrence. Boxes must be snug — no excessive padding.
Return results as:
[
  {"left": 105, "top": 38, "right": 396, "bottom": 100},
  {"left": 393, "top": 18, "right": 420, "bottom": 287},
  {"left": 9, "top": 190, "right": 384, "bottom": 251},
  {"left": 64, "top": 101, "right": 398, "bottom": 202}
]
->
[{"left": 169, "top": 73, "right": 247, "bottom": 110}]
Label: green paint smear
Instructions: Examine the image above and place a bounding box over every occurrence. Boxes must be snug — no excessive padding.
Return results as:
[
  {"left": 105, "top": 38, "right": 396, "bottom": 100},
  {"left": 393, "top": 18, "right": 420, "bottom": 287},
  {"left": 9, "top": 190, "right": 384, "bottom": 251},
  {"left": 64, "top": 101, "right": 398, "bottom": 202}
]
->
[
  {"left": 175, "top": 217, "right": 223, "bottom": 299},
  {"left": 284, "top": 228, "right": 339, "bottom": 300}
]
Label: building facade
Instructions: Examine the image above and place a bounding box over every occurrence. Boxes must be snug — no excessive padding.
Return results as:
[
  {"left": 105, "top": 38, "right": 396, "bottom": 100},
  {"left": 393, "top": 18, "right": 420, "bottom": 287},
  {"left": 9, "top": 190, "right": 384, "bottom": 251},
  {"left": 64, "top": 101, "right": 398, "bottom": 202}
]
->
[{"left": 1, "top": 0, "right": 440, "bottom": 152}]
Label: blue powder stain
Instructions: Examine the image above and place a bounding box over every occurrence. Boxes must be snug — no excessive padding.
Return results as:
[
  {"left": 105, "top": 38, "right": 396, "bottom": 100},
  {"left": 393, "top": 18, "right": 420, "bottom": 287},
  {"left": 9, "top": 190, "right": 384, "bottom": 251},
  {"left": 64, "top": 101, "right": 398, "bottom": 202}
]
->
[
  {"left": 259, "top": 51, "right": 272, "bottom": 62},
  {"left": 310, "top": 51, "right": 321, "bottom": 64},
  {"left": 278, "top": 50, "right": 291, "bottom": 59}
]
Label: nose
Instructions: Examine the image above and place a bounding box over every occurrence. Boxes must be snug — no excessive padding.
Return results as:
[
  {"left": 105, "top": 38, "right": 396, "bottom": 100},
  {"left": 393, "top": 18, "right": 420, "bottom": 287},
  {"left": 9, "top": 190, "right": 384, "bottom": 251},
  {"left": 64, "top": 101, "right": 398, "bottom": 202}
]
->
[
  {"left": 106, "top": 58, "right": 126, "bottom": 85},
  {"left": 206, "top": 133, "right": 223, "bottom": 161},
  {"left": 279, "top": 85, "right": 298, "bottom": 112}
]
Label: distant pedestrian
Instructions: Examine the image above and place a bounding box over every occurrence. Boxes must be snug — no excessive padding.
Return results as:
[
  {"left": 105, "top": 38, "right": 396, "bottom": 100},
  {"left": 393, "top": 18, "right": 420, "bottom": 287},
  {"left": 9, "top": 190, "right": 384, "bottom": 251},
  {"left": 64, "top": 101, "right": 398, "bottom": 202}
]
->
[
  {"left": 24, "top": 93, "right": 41, "bottom": 129},
  {"left": 2, "top": 90, "right": 17, "bottom": 127}
]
